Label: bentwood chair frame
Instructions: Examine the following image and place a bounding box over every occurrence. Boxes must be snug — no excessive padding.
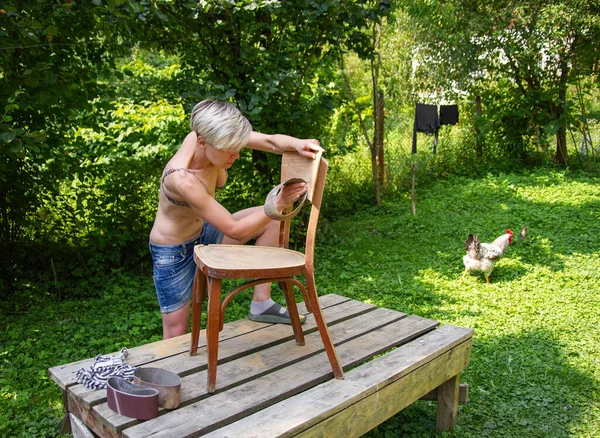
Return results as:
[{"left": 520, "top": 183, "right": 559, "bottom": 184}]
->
[{"left": 189, "top": 151, "right": 344, "bottom": 393}]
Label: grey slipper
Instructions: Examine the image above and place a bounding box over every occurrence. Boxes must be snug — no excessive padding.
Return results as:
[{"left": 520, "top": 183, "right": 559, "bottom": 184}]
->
[{"left": 248, "top": 302, "right": 306, "bottom": 325}]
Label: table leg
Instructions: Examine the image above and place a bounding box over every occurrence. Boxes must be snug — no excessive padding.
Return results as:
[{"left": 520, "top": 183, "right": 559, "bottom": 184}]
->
[{"left": 436, "top": 373, "right": 460, "bottom": 432}]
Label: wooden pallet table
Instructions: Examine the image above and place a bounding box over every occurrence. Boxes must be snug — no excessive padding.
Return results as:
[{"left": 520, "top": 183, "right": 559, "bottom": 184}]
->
[{"left": 49, "top": 294, "right": 473, "bottom": 437}]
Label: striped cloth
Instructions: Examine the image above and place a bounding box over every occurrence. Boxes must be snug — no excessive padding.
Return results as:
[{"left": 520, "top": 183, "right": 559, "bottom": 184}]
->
[{"left": 75, "top": 348, "right": 137, "bottom": 390}]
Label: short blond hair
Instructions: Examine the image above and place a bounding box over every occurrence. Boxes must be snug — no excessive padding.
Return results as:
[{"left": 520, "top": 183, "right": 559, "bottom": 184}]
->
[{"left": 190, "top": 100, "right": 252, "bottom": 152}]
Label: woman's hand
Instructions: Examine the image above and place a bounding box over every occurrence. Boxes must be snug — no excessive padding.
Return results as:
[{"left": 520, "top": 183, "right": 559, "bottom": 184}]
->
[
  {"left": 275, "top": 181, "right": 307, "bottom": 211},
  {"left": 290, "top": 138, "right": 324, "bottom": 159}
]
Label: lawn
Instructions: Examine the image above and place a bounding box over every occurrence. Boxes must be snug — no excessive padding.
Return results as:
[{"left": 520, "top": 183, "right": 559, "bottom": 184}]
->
[
  {"left": 1, "top": 168, "right": 599, "bottom": 437},
  {"left": 316, "top": 169, "right": 600, "bottom": 437}
]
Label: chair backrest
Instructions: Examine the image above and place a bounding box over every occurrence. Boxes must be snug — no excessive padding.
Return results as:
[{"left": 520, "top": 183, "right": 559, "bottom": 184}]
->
[
  {"left": 280, "top": 150, "right": 323, "bottom": 203},
  {"left": 278, "top": 151, "right": 328, "bottom": 267}
]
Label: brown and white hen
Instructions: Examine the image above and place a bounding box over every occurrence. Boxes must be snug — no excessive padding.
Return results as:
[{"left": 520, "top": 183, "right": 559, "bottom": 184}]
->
[{"left": 462, "top": 229, "right": 514, "bottom": 283}]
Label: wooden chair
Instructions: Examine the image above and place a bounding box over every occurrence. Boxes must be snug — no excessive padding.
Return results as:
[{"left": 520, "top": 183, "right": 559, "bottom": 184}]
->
[{"left": 189, "top": 151, "right": 344, "bottom": 393}]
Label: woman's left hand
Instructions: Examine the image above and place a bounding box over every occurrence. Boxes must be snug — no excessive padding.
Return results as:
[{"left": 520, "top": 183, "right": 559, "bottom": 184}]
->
[
  {"left": 275, "top": 181, "right": 307, "bottom": 211},
  {"left": 291, "top": 139, "right": 324, "bottom": 160}
]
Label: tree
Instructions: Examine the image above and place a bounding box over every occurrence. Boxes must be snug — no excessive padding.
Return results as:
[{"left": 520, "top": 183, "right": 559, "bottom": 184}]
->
[
  {"left": 400, "top": 0, "right": 600, "bottom": 164},
  {"left": 134, "top": 0, "right": 389, "bottom": 190},
  {"left": 0, "top": 1, "right": 391, "bottom": 294},
  {"left": 0, "top": 1, "right": 138, "bottom": 289},
  {"left": 340, "top": 20, "right": 385, "bottom": 207},
  {"left": 339, "top": 2, "right": 396, "bottom": 207}
]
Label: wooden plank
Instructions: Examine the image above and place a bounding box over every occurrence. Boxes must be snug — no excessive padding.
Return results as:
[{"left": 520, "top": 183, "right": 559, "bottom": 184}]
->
[
  {"left": 69, "top": 297, "right": 378, "bottom": 410},
  {"left": 294, "top": 339, "right": 472, "bottom": 437},
  {"left": 204, "top": 325, "right": 472, "bottom": 438},
  {"left": 49, "top": 293, "right": 350, "bottom": 389},
  {"left": 66, "top": 390, "right": 120, "bottom": 438},
  {"left": 122, "top": 315, "right": 441, "bottom": 438},
  {"left": 97, "top": 307, "right": 416, "bottom": 434},
  {"left": 69, "top": 413, "right": 95, "bottom": 438}
]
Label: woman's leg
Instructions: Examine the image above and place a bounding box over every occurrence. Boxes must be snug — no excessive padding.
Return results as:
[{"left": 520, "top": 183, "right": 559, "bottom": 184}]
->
[
  {"left": 221, "top": 206, "right": 304, "bottom": 324},
  {"left": 221, "top": 206, "right": 279, "bottom": 302},
  {"left": 162, "top": 304, "right": 190, "bottom": 339}
]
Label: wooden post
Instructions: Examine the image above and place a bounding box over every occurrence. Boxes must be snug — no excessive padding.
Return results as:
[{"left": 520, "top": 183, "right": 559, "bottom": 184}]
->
[
  {"left": 436, "top": 373, "right": 461, "bottom": 432},
  {"left": 411, "top": 163, "right": 416, "bottom": 216},
  {"left": 475, "top": 96, "right": 482, "bottom": 161}
]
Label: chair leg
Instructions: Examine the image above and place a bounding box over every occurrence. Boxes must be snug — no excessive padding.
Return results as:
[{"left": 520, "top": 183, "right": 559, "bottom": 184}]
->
[
  {"left": 301, "top": 285, "right": 313, "bottom": 314},
  {"left": 282, "top": 280, "right": 305, "bottom": 346},
  {"left": 305, "top": 270, "right": 344, "bottom": 380},
  {"left": 190, "top": 268, "right": 206, "bottom": 356},
  {"left": 206, "top": 277, "right": 222, "bottom": 393},
  {"left": 279, "top": 281, "right": 312, "bottom": 313}
]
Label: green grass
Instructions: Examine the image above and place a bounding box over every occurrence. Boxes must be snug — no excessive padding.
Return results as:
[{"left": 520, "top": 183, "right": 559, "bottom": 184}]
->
[
  {"left": 316, "top": 169, "right": 600, "bottom": 437},
  {"left": 1, "top": 168, "right": 599, "bottom": 437}
]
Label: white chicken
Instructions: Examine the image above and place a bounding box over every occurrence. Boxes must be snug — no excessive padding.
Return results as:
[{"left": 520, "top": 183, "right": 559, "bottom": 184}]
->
[{"left": 462, "top": 229, "right": 514, "bottom": 283}]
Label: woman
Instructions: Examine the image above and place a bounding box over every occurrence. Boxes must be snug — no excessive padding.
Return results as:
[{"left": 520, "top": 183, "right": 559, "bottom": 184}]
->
[{"left": 149, "top": 100, "right": 323, "bottom": 339}]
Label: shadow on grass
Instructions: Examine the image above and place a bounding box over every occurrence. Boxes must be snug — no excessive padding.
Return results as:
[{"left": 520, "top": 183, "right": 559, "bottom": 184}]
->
[{"left": 363, "top": 328, "right": 597, "bottom": 438}]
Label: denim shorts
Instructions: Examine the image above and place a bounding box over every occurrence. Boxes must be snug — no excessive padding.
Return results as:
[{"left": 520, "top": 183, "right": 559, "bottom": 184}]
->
[{"left": 150, "top": 223, "right": 224, "bottom": 313}]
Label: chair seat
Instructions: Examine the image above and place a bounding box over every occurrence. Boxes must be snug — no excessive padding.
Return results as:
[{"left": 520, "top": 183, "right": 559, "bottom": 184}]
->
[{"left": 194, "top": 245, "right": 306, "bottom": 279}]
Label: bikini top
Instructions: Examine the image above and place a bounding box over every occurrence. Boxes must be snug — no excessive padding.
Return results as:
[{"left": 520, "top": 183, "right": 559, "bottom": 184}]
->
[{"left": 161, "top": 168, "right": 208, "bottom": 208}]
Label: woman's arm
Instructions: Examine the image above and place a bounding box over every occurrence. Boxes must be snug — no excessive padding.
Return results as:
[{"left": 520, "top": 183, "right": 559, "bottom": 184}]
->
[
  {"left": 174, "top": 171, "right": 306, "bottom": 241},
  {"left": 247, "top": 132, "right": 324, "bottom": 159}
]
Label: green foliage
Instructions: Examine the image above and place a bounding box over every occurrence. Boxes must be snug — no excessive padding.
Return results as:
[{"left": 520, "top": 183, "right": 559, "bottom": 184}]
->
[
  {"left": 396, "top": 0, "right": 600, "bottom": 164},
  {"left": 133, "top": 0, "right": 390, "bottom": 190},
  {"left": 117, "top": 49, "right": 188, "bottom": 102},
  {"left": 2, "top": 169, "right": 599, "bottom": 437},
  {"left": 0, "top": 0, "right": 144, "bottom": 293},
  {"left": 139, "top": 0, "right": 389, "bottom": 132},
  {"left": 1, "top": 50, "right": 187, "bottom": 298},
  {"left": 0, "top": 2, "right": 390, "bottom": 298}
]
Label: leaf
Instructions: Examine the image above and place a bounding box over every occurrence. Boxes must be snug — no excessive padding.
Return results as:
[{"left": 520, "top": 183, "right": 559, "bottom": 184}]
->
[
  {"left": 0, "top": 131, "right": 17, "bottom": 143},
  {"left": 46, "top": 25, "right": 59, "bottom": 36},
  {"left": 24, "top": 76, "right": 40, "bottom": 87}
]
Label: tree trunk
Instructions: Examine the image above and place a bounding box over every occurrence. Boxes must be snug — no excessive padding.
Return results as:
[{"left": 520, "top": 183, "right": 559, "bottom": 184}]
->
[
  {"left": 375, "top": 89, "right": 385, "bottom": 191},
  {"left": 340, "top": 65, "right": 378, "bottom": 205},
  {"left": 370, "top": 22, "right": 382, "bottom": 207},
  {"left": 555, "top": 118, "right": 568, "bottom": 165},
  {"left": 555, "top": 58, "right": 569, "bottom": 165},
  {"left": 475, "top": 96, "right": 483, "bottom": 161},
  {"left": 554, "top": 89, "right": 568, "bottom": 165},
  {"left": 370, "top": 141, "right": 380, "bottom": 207},
  {"left": 340, "top": 18, "right": 384, "bottom": 207}
]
